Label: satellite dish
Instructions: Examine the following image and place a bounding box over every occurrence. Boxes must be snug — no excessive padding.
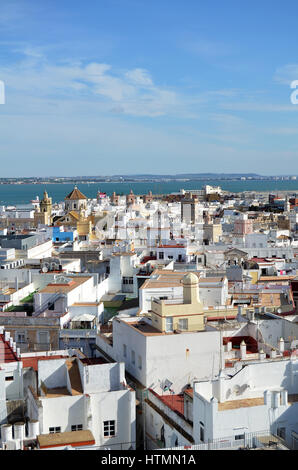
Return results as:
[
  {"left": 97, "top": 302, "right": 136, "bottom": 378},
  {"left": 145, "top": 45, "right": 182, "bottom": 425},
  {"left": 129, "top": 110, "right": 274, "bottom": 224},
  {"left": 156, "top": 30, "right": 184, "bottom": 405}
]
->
[{"left": 42, "top": 266, "right": 48, "bottom": 273}]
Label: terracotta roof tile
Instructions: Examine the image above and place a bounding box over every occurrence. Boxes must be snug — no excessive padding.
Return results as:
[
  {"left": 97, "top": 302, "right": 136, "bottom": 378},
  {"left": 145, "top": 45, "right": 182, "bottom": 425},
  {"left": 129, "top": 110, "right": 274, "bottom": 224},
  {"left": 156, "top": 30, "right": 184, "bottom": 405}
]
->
[{"left": 65, "top": 187, "right": 87, "bottom": 200}]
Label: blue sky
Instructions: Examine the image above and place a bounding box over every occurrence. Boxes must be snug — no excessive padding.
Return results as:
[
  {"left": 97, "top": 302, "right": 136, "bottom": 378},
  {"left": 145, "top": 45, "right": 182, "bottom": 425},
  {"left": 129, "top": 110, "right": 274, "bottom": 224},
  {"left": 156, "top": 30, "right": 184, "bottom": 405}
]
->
[{"left": 0, "top": 0, "right": 298, "bottom": 176}]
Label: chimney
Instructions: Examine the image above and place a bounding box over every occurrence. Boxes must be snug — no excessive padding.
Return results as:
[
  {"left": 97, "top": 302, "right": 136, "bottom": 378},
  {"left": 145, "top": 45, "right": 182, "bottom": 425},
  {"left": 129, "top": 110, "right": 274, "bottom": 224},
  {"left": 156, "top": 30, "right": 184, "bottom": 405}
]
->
[
  {"left": 240, "top": 340, "right": 246, "bottom": 360},
  {"left": 278, "top": 337, "right": 285, "bottom": 353},
  {"left": 259, "top": 349, "right": 266, "bottom": 360},
  {"left": 281, "top": 389, "right": 288, "bottom": 406},
  {"left": 264, "top": 390, "right": 271, "bottom": 405},
  {"left": 270, "top": 348, "right": 277, "bottom": 359}
]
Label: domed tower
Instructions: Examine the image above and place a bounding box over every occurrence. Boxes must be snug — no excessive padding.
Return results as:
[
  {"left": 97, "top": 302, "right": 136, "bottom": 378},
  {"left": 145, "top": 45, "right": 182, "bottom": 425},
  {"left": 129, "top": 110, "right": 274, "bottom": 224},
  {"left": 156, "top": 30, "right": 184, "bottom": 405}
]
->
[
  {"left": 182, "top": 272, "right": 200, "bottom": 305},
  {"left": 64, "top": 186, "right": 87, "bottom": 213}
]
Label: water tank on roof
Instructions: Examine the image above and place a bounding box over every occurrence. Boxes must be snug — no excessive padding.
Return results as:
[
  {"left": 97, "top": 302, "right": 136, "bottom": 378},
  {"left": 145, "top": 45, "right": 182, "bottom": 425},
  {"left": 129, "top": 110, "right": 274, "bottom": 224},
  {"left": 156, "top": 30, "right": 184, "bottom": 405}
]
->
[
  {"left": 28, "top": 420, "right": 39, "bottom": 439},
  {"left": 1, "top": 423, "right": 13, "bottom": 442},
  {"left": 14, "top": 422, "right": 25, "bottom": 441}
]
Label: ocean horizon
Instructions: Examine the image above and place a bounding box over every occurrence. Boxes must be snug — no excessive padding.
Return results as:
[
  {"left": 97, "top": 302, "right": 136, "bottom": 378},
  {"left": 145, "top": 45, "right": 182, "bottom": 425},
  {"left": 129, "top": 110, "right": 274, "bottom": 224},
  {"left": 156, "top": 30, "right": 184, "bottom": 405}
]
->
[{"left": 0, "top": 180, "right": 297, "bottom": 207}]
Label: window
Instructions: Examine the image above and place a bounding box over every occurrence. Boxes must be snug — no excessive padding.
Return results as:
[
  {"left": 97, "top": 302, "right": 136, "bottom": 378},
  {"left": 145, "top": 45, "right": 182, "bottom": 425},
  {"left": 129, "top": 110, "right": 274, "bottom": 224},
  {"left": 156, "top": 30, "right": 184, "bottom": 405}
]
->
[
  {"left": 178, "top": 318, "right": 188, "bottom": 331},
  {"left": 200, "top": 422, "right": 205, "bottom": 442},
  {"left": 123, "top": 344, "right": 127, "bottom": 358},
  {"left": 49, "top": 427, "right": 61, "bottom": 433},
  {"left": 123, "top": 277, "right": 133, "bottom": 284},
  {"left": 38, "top": 331, "right": 49, "bottom": 344},
  {"left": 131, "top": 350, "right": 135, "bottom": 365},
  {"left": 165, "top": 316, "right": 173, "bottom": 333},
  {"left": 168, "top": 255, "right": 173, "bottom": 259},
  {"left": 138, "top": 355, "right": 142, "bottom": 370},
  {"left": 16, "top": 332, "right": 26, "bottom": 343},
  {"left": 159, "top": 252, "right": 164, "bottom": 260},
  {"left": 235, "top": 434, "right": 245, "bottom": 440},
  {"left": 277, "top": 427, "right": 286, "bottom": 440},
  {"left": 103, "top": 420, "right": 116, "bottom": 437},
  {"left": 71, "top": 424, "right": 83, "bottom": 432}
]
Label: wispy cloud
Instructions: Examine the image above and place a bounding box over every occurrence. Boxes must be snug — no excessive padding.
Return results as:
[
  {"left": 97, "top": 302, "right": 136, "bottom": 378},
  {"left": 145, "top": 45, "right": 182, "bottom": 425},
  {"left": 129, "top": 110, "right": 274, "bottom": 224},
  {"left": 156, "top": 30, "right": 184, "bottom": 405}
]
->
[
  {"left": 274, "top": 64, "right": 298, "bottom": 85},
  {"left": 1, "top": 52, "right": 181, "bottom": 117}
]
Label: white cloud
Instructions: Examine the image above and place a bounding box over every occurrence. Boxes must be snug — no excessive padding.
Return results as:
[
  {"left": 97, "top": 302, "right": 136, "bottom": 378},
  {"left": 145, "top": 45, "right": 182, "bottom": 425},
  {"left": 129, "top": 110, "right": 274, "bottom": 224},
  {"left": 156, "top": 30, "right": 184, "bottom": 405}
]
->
[
  {"left": 1, "top": 53, "right": 180, "bottom": 117},
  {"left": 274, "top": 64, "right": 298, "bottom": 85},
  {"left": 125, "top": 68, "right": 153, "bottom": 87}
]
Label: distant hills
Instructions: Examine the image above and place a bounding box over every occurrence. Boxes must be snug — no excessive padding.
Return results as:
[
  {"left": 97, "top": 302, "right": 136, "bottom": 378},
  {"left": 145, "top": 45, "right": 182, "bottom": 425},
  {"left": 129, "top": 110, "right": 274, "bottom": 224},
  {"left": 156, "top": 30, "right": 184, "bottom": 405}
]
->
[
  {"left": 1, "top": 173, "right": 297, "bottom": 183},
  {"left": 112, "top": 173, "right": 262, "bottom": 179}
]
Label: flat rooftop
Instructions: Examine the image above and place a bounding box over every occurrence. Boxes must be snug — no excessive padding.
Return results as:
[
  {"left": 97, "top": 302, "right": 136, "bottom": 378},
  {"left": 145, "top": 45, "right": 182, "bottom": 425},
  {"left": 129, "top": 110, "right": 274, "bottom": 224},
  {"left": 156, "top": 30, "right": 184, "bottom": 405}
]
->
[
  {"left": 39, "top": 275, "right": 91, "bottom": 294},
  {"left": 22, "top": 355, "right": 68, "bottom": 371},
  {"left": 41, "top": 387, "right": 71, "bottom": 398},
  {"left": 37, "top": 430, "right": 95, "bottom": 449},
  {"left": 141, "top": 269, "right": 224, "bottom": 290},
  {"left": 218, "top": 397, "right": 265, "bottom": 411}
]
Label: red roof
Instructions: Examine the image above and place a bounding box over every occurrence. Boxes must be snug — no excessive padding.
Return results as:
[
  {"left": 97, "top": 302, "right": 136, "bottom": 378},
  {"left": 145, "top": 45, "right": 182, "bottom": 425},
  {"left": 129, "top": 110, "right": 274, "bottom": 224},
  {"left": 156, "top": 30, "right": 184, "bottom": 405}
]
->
[
  {"left": 150, "top": 389, "right": 185, "bottom": 418},
  {"left": 249, "top": 257, "right": 269, "bottom": 263},
  {"left": 21, "top": 355, "right": 67, "bottom": 371},
  {"left": 0, "top": 334, "right": 19, "bottom": 363},
  {"left": 141, "top": 255, "right": 157, "bottom": 264},
  {"left": 159, "top": 394, "right": 184, "bottom": 417},
  {"left": 223, "top": 335, "right": 258, "bottom": 353}
]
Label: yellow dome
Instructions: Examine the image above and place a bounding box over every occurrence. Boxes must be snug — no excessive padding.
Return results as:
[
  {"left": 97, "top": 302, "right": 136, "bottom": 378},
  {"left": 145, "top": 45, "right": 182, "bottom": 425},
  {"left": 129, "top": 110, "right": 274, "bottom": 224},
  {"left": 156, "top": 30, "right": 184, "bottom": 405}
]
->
[{"left": 182, "top": 273, "right": 199, "bottom": 286}]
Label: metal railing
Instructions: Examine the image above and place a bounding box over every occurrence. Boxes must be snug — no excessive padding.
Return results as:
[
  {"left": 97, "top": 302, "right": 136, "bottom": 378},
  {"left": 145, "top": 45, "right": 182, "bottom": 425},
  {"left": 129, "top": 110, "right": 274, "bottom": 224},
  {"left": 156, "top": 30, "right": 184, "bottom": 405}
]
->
[
  {"left": 33, "top": 292, "right": 63, "bottom": 316},
  {"left": 162, "top": 430, "right": 289, "bottom": 450}
]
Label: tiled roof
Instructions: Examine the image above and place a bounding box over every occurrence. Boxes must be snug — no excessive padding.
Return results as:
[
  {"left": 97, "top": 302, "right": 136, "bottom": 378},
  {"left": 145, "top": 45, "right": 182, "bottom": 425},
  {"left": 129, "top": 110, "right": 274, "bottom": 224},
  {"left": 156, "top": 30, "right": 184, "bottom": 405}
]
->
[
  {"left": 65, "top": 187, "right": 87, "bottom": 200},
  {"left": 150, "top": 389, "right": 185, "bottom": 418}
]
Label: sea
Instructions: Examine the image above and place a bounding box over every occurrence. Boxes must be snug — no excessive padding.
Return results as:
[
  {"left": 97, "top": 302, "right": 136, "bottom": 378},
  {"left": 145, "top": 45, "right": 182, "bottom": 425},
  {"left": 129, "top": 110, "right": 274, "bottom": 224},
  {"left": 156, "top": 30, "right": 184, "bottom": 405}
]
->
[{"left": 0, "top": 180, "right": 298, "bottom": 207}]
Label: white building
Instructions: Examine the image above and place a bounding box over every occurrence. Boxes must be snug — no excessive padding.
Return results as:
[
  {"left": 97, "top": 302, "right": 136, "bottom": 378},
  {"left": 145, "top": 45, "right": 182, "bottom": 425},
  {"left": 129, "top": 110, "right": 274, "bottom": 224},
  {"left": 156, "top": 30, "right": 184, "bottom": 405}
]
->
[
  {"left": 26, "top": 356, "right": 136, "bottom": 449},
  {"left": 193, "top": 358, "right": 298, "bottom": 449},
  {"left": 96, "top": 314, "right": 221, "bottom": 394}
]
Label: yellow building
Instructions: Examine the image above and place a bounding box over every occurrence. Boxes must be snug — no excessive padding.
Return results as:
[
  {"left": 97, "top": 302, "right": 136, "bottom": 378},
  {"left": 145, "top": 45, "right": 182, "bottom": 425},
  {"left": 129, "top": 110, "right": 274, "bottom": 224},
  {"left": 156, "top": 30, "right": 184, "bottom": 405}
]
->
[
  {"left": 34, "top": 190, "right": 52, "bottom": 226},
  {"left": 203, "top": 223, "right": 222, "bottom": 243},
  {"left": 151, "top": 273, "right": 205, "bottom": 333}
]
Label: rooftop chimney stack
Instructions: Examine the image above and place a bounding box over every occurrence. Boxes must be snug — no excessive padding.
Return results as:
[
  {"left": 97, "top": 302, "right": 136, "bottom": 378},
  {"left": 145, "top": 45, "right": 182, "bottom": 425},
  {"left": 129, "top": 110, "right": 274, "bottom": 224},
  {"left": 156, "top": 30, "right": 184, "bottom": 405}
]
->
[
  {"left": 259, "top": 349, "right": 266, "bottom": 360},
  {"left": 240, "top": 340, "right": 246, "bottom": 360},
  {"left": 270, "top": 348, "right": 277, "bottom": 359},
  {"left": 278, "top": 337, "right": 285, "bottom": 353}
]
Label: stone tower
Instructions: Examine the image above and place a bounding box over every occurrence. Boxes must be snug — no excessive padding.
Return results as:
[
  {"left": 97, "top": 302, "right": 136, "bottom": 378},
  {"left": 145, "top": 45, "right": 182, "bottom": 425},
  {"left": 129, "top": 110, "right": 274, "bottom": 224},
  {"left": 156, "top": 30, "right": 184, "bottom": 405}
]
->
[{"left": 34, "top": 190, "right": 52, "bottom": 225}]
